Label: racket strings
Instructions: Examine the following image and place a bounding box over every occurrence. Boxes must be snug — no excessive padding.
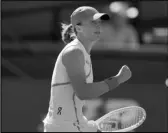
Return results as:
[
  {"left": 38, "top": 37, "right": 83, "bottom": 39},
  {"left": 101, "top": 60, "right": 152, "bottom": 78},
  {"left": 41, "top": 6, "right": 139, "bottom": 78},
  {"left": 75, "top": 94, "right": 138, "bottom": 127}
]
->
[{"left": 121, "top": 108, "right": 144, "bottom": 129}]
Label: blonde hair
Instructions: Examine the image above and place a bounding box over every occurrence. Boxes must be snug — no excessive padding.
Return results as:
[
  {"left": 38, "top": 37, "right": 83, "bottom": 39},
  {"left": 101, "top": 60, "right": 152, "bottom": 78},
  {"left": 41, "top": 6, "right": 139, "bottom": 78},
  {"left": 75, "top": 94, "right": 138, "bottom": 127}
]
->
[{"left": 61, "top": 23, "right": 77, "bottom": 44}]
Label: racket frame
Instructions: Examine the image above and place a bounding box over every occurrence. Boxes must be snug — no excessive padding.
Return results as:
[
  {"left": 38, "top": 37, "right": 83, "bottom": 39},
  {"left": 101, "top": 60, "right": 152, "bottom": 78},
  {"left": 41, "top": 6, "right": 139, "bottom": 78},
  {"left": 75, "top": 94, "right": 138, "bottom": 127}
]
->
[{"left": 95, "top": 106, "right": 146, "bottom": 132}]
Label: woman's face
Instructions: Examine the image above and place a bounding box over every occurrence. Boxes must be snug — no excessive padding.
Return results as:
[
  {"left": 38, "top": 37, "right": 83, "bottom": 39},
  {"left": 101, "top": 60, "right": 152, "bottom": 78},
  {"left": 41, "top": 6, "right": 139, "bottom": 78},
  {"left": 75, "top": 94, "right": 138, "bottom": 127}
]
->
[{"left": 80, "top": 19, "right": 101, "bottom": 41}]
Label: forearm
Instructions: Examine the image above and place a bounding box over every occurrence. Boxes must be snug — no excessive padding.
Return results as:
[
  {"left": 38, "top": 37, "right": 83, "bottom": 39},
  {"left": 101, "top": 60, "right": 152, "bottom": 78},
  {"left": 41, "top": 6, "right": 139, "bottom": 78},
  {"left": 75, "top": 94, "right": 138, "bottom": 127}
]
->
[
  {"left": 76, "top": 65, "right": 131, "bottom": 100},
  {"left": 82, "top": 76, "right": 119, "bottom": 100}
]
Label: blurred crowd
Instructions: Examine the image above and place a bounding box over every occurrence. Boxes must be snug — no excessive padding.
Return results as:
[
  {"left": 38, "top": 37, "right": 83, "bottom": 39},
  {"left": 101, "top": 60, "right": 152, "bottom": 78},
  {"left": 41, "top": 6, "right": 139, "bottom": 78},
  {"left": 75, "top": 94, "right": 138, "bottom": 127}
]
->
[
  {"left": 1, "top": 1, "right": 167, "bottom": 53},
  {"left": 94, "top": 1, "right": 140, "bottom": 51}
]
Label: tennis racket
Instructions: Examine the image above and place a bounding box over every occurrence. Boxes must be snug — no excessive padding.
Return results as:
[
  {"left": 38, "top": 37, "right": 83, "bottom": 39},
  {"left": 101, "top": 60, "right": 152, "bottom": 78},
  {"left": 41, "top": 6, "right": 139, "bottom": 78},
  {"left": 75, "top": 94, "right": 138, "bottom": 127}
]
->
[{"left": 95, "top": 106, "right": 146, "bottom": 132}]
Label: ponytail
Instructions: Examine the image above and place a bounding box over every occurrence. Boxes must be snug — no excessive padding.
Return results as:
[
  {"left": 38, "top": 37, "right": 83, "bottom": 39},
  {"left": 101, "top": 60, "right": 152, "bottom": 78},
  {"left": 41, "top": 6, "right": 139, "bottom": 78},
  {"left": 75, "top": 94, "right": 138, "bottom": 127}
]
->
[{"left": 61, "top": 23, "right": 77, "bottom": 44}]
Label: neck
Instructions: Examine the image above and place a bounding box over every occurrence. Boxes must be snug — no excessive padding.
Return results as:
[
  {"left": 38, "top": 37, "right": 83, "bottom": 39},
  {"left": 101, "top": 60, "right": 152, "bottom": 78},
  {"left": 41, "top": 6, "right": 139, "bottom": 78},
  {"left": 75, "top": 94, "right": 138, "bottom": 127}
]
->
[{"left": 77, "top": 36, "right": 94, "bottom": 54}]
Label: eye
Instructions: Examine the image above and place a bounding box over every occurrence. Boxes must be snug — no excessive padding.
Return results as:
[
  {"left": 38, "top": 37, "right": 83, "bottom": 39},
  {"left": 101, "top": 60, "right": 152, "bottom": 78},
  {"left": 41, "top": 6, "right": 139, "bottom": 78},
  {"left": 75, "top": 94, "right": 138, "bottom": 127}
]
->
[
  {"left": 91, "top": 21, "right": 96, "bottom": 25},
  {"left": 91, "top": 20, "right": 100, "bottom": 26}
]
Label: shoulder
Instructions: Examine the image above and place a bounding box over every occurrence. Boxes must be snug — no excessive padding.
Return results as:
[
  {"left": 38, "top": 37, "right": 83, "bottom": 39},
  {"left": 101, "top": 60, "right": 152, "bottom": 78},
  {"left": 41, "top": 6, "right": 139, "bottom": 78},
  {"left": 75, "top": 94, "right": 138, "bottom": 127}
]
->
[
  {"left": 63, "top": 45, "right": 83, "bottom": 58},
  {"left": 62, "top": 45, "right": 85, "bottom": 66}
]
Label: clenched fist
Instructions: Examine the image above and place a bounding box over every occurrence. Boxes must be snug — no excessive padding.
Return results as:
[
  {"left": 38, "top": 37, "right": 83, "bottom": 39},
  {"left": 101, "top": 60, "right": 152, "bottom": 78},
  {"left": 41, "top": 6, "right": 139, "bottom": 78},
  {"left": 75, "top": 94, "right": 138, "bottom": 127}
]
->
[{"left": 116, "top": 65, "right": 132, "bottom": 84}]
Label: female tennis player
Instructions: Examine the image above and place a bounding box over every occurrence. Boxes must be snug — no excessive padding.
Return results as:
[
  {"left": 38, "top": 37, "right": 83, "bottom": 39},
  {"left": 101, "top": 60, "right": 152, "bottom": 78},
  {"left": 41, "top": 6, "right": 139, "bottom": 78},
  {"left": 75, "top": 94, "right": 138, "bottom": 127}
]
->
[{"left": 43, "top": 6, "right": 132, "bottom": 132}]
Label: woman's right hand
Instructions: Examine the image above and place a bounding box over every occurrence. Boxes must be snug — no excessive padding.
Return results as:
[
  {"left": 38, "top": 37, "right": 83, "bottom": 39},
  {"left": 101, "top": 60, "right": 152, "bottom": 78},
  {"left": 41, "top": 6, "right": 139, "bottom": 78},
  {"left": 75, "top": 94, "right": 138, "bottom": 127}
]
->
[{"left": 116, "top": 65, "right": 132, "bottom": 84}]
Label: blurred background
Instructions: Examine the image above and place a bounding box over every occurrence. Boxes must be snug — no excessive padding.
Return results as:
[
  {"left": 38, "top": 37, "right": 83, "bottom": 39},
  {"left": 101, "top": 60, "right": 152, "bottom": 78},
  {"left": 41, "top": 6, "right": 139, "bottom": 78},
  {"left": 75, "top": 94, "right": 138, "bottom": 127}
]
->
[{"left": 1, "top": 0, "right": 168, "bottom": 132}]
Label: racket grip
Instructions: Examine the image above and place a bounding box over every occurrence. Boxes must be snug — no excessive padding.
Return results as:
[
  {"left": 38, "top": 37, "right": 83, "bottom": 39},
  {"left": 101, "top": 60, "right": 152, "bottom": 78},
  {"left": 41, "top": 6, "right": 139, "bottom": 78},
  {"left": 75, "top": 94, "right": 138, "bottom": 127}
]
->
[{"left": 104, "top": 76, "right": 120, "bottom": 91}]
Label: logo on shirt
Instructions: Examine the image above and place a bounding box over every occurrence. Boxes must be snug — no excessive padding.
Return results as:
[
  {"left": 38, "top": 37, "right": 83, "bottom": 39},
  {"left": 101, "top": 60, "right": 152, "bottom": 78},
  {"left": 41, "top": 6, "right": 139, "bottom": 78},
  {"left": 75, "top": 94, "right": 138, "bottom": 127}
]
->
[{"left": 57, "top": 107, "right": 62, "bottom": 115}]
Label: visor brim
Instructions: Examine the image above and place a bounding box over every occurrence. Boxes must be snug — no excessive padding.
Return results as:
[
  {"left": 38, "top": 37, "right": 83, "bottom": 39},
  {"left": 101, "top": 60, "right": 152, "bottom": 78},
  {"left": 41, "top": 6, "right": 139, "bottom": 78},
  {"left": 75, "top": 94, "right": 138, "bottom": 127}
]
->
[{"left": 93, "top": 13, "right": 110, "bottom": 21}]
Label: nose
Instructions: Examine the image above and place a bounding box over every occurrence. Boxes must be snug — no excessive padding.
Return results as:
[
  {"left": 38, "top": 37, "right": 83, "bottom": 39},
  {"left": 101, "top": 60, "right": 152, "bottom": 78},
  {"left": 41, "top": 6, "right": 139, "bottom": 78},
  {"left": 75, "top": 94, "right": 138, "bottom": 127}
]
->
[
  {"left": 97, "top": 22, "right": 101, "bottom": 27},
  {"left": 96, "top": 23, "right": 101, "bottom": 31},
  {"left": 97, "top": 24, "right": 102, "bottom": 32}
]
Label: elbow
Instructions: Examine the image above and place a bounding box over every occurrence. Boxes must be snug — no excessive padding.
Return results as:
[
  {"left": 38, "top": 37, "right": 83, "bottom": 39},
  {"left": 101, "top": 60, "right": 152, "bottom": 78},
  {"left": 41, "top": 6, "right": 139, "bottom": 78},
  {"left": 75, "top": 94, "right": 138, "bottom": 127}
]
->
[
  {"left": 78, "top": 96, "right": 86, "bottom": 100},
  {"left": 74, "top": 84, "right": 93, "bottom": 100},
  {"left": 73, "top": 84, "right": 88, "bottom": 100},
  {"left": 76, "top": 93, "right": 88, "bottom": 100},
  {"left": 79, "top": 96, "right": 92, "bottom": 100},
  {"left": 75, "top": 91, "right": 91, "bottom": 100},
  {"left": 77, "top": 93, "right": 94, "bottom": 100}
]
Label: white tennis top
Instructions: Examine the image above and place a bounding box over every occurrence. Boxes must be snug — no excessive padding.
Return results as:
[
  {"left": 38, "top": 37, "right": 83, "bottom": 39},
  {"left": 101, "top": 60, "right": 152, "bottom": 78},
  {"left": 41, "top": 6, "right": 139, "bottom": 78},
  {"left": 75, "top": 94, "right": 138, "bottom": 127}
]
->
[{"left": 43, "top": 38, "right": 93, "bottom": 127}]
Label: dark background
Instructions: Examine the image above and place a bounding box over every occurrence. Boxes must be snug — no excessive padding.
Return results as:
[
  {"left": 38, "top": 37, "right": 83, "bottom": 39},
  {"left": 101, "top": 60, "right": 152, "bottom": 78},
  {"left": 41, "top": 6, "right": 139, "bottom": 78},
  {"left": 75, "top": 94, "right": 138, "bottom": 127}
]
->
[{"left": 1, "top": 0, "right": 168, "bottom": 132}]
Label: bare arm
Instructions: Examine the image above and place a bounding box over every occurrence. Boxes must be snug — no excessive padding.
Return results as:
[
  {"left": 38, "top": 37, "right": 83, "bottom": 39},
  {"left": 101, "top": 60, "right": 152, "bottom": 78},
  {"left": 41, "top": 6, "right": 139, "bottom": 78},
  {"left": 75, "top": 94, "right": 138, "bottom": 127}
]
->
[{"left": 62, "top": 47, "right": 119, "bottom": 100}]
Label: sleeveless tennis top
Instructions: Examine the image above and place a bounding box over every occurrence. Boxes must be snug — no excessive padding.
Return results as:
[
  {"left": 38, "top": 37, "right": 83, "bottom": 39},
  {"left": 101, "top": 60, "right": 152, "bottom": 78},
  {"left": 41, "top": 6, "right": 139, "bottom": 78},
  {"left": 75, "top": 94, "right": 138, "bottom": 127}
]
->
[{"left": 43, "top": 38, "right": 93, "bottom": 127}]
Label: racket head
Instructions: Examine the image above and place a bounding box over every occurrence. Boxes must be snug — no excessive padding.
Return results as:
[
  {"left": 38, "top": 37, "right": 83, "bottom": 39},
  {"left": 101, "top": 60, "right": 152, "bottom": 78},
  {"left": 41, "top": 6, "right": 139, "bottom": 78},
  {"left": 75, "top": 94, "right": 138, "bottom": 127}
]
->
[{"left": 95, "top": 106, "right": 146, "bottom": 132}]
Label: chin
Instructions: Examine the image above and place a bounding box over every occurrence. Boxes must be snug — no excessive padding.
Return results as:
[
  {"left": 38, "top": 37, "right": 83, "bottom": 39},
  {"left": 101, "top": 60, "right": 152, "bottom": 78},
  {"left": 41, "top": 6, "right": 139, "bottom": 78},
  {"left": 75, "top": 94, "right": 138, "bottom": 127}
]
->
[
  {"left": 93, "top": 38, "right": 100, "bottom": 43},
  {"left": 90, "top": 34, "right": 100, "bottom": 42}
]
